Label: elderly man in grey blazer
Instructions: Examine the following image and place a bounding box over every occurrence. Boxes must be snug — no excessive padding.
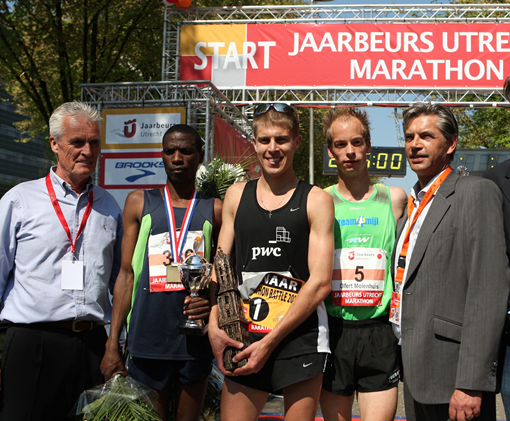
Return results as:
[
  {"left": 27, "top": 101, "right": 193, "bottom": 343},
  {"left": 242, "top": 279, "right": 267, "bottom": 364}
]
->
[{"left": 390, "top": 103, "right": 509, "bottom": 421}]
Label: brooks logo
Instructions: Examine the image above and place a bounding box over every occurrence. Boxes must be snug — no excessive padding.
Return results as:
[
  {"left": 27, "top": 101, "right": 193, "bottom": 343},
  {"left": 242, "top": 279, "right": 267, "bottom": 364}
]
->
[{"left": 125, "top": 169, "right": 156, "bottom": 182}]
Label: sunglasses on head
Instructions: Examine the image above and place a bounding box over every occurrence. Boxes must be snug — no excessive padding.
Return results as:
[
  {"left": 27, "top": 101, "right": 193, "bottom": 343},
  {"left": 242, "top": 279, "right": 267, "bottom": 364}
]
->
[{"left": 254, "top": 103, "right": 295, "bottom": 116}]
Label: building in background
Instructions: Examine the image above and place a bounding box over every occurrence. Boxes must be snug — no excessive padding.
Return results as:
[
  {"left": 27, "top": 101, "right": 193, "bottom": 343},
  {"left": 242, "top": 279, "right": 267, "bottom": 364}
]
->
[{"left": 0, "top": 93, "right": 52, "bottom": 198}]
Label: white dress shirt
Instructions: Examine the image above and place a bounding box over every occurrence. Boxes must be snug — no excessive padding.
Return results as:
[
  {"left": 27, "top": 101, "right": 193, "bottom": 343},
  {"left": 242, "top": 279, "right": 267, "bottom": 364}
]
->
[
  {"left": 392, "top": 170, "right": 448, "bottom": 343},
  {"left": 0, "top": 168, "right": 122, "bottom": 324}
]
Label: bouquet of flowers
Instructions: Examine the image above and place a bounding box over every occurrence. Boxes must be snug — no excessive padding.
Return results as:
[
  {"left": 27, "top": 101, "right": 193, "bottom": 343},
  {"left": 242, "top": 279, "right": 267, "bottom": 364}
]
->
[
  {"left": 75, "top": 375, "right": 162, "bottom": 421},
  {"left": 195, "top": 158, "right": 246, "bottom": 200}
]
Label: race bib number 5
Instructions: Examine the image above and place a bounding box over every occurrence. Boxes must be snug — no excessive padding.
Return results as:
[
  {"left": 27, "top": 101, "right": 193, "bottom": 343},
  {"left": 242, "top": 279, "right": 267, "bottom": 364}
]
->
[
  {"left": 243, "top": 273, "right": 304, "bottom": 333},
  {"left": 332, "top": 248, "right": 386, "bottom": 306}
]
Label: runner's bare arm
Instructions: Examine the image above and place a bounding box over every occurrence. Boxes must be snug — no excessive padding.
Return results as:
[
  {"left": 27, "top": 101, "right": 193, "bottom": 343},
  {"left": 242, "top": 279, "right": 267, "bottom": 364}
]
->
[
  {"left": 231, "top": 187, "right": 334, "bottom": 375},
  {"left": 208, "top": 183, "right": 246, "bottom": 374},
  {"left": 100, "top": 190, "right": 144, "bottom": 380},
  {"left": 388, "top": 186, "right": 408, "bottom": 224}
]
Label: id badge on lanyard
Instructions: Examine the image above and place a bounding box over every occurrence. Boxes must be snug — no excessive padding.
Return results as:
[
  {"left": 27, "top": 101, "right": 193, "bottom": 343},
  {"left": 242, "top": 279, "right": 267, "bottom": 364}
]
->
[{"left": 46, "top": 174, "right": 93, "bottom": 291}]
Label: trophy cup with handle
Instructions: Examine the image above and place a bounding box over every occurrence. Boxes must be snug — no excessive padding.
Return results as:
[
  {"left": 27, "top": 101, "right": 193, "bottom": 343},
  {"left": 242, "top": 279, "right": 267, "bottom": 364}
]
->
[{"left": 178, "top": 253, "right": 212, "bottom": 335}]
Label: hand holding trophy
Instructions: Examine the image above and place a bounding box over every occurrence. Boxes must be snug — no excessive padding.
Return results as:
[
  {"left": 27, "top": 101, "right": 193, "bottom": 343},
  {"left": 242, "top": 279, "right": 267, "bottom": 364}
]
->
[{"left": 178, "top": 237, "right": 212, "bottom": 336}]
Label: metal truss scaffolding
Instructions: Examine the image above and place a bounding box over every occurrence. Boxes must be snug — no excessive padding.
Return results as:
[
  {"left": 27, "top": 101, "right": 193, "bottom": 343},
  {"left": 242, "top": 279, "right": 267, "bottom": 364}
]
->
[
  {"left": 162, "top": 4, "right": 510, "bottom": 108},
  {"left": 81, "top": 81, "right": 252, "bottom": 162}
]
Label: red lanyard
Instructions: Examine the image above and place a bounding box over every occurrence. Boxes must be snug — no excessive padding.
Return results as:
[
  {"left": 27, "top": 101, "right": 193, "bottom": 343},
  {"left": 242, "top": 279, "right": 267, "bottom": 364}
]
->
[
  {"left": 394, "top": 167, "right": 452, "bottom": 284},
  {"left": 45, "top": 173, "right": 94, "bottom": 254}
]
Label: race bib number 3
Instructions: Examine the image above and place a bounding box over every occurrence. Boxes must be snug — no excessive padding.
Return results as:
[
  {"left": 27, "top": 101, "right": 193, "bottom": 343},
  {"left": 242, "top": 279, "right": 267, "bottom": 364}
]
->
[
  {"left": 332, "top": 248, "right": 386, "bottom": 307},
  {"left": 148, "top": 230, "right": 204, "bottom": 293},
  {"left": 242, "top": 273, "right": 304, "bottom": 333}
]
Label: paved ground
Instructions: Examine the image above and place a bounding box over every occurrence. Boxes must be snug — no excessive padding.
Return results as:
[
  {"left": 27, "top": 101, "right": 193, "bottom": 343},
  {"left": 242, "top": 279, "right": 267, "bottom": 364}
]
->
[{"left": 262, "top": 385, "right": 507, "bottom": 420}]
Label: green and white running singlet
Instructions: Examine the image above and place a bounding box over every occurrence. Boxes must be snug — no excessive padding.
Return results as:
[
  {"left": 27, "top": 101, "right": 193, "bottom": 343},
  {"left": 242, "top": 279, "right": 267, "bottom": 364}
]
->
[{"left": 324, "top": 184, "right": 396, "bottom": 321}]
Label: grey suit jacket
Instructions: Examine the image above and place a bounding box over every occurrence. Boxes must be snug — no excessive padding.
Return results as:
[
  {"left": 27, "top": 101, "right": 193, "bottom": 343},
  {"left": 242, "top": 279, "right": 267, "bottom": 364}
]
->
[
  {"left": 484, "top": 159, "right": 510, "bottom": 260},
  {"left": 396, "top": 171, "right": 510, "bottom": 404}
]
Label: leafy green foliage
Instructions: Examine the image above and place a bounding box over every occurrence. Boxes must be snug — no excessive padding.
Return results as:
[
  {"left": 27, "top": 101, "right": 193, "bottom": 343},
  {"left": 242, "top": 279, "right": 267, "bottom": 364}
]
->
[
  {"left": 0, "top": 0, "right": 165, "bottom": 141},
  {"left": 79, "top": 375, "right": 162, "bottom": 421},
  {"left": 453, "top": 108, "right": 510, "bottom": 149},
  {"left": 0, "top": 0, "right": 300, "bottom": 143}
]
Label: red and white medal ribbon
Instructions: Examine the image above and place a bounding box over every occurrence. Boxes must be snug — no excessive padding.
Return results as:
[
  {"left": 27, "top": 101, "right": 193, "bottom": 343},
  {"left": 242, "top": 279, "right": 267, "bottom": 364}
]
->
[{"left": 163, "top": 186, "right": 198, "bottom": 263}]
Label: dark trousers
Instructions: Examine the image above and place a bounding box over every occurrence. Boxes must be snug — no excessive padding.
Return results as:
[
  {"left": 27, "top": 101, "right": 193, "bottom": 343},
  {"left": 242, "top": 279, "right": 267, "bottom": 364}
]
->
[
  {"left": 404, "top": 381, "right": 497, "bottom": 421},
  {"left": 0, "top": 324, "right": 107, "bottom": 421}
]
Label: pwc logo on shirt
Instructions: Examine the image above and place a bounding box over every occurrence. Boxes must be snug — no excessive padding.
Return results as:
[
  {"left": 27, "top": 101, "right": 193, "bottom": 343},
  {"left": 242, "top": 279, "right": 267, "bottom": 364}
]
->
[{"left": 251, "top": 226, "right": 291, "bottom": 260}]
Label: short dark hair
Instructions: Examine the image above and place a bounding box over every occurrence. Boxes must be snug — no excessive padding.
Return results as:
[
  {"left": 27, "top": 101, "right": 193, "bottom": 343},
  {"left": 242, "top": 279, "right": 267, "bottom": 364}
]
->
[
  {"left": 504, "top": 76, "right": 510, "bottom": 102},
  {"left": 403, "top": 103, "right": 458, "bottom": 142},
  {"left": 323, "top": 107, "right": 371, "bottom": 148},
  {"left": 163, "top": 124, "right": 203, "bottom": 151},
  {"left": 253, "top": 106, "right": 300, "bottom": 139},
  {"left": 403, "top": 103, "right": 458, "bottom": 160}
]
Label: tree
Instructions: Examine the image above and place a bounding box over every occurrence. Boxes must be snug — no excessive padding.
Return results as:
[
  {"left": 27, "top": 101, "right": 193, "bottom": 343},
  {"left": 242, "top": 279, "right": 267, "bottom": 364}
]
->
[
  {"left": 0, "top": 0, "right": 166, "bottom": 140},
  {"left": 453, "top": 108, "right": 510, "bottom": 149},
  {"left": 0, "top": 0, "right": 299, "bottom": 142}
]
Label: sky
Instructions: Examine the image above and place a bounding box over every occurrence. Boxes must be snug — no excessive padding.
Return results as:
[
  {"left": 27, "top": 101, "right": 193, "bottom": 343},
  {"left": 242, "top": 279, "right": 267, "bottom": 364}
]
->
[{"left": 313, "top": 0, "right": 448, "bottom": 193}]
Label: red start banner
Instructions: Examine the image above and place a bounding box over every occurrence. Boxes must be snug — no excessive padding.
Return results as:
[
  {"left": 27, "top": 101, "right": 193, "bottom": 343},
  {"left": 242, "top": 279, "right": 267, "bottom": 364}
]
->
[{"left": 179, "top": 23, "right": 510, "bottom": 89}]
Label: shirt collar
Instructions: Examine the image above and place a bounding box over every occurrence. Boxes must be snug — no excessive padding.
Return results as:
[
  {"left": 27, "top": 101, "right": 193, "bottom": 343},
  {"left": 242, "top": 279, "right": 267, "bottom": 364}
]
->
[
  {"left": 411, "top": 168, "right": 449, "bottom": 203},
  {"left": 50, "top": 166, "right": 94, "bottom": 196}
]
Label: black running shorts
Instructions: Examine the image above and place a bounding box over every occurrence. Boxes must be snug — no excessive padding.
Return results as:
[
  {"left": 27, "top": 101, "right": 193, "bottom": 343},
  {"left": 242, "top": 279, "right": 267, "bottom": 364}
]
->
[
  {"left": 229, "top": 351, "right": 328, "bottom": 394},
  {"left": 322, "top": 316, "right": 400, "bottom": 396}
]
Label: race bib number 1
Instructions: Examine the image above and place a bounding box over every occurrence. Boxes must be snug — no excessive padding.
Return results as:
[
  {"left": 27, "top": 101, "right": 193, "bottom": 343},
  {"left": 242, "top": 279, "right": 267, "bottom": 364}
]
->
[
  {"left": 332, "top": 248, "right": 386, "bottom": 307},
  {"left": 243, "top": 273, "right": 304, "bottom": 333}
]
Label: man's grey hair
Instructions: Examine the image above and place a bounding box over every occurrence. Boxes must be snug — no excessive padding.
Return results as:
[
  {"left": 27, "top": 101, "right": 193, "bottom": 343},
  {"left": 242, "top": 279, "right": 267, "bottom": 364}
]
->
[
  {"left": 402, "top": 103, "right": 458, "bottom": 143},
  {"left": 49, "top": 101, "right": 102, "bottom": 143}
]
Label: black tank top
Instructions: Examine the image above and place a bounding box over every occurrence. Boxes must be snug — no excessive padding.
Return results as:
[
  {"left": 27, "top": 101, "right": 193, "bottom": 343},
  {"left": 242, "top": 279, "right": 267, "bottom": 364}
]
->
[
  {"left": 234, "top": 179, "right": 311, "bottom": 282},
  {"left": 234, "top": 179, "right": 329, "bottom": 358}
]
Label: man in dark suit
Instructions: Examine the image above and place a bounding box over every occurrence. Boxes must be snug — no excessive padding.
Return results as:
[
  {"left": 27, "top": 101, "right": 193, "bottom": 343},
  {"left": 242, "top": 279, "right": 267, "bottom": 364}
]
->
[
  {"left": 390, "top": 103, "right": 509, "bottom": 421},
  {"left": 483, "top": 75, "right": 510, "bottom": 419}
]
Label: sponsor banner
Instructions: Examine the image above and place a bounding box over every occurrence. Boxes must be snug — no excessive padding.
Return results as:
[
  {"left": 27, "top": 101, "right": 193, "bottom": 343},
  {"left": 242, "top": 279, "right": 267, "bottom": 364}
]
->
[
  {"left": 100, "top": 152, "right": 166, "bottom": 189},
  {"left": 179, "top": 23, "right": 510, "bottom": 89},
  {"left": 102, "top": 107, "right": 185, "bottom": 151}
]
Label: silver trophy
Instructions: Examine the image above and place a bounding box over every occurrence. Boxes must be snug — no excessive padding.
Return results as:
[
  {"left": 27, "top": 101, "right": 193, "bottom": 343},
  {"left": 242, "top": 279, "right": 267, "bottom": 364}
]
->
[{"left": 178, "top": 253, "right": 212, "bottom": 336}]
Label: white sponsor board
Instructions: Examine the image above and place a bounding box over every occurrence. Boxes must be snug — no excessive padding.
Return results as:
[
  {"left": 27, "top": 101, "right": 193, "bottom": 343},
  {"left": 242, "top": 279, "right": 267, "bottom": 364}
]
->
[
  {"left": 102, "top": 107, "right": 185, "bottom": 151},
  {"left": 101, "top": 153, "right": 166, "bottom": 188}
]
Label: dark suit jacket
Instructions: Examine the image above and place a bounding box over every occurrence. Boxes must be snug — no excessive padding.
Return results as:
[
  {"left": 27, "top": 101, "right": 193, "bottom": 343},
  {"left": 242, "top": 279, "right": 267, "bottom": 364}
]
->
[
  {"left": 396, "top": 171, "right": 509, "bottom": 404},
  {"left": 484, "top": 160, "right": 510, "bottom": 260}
]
